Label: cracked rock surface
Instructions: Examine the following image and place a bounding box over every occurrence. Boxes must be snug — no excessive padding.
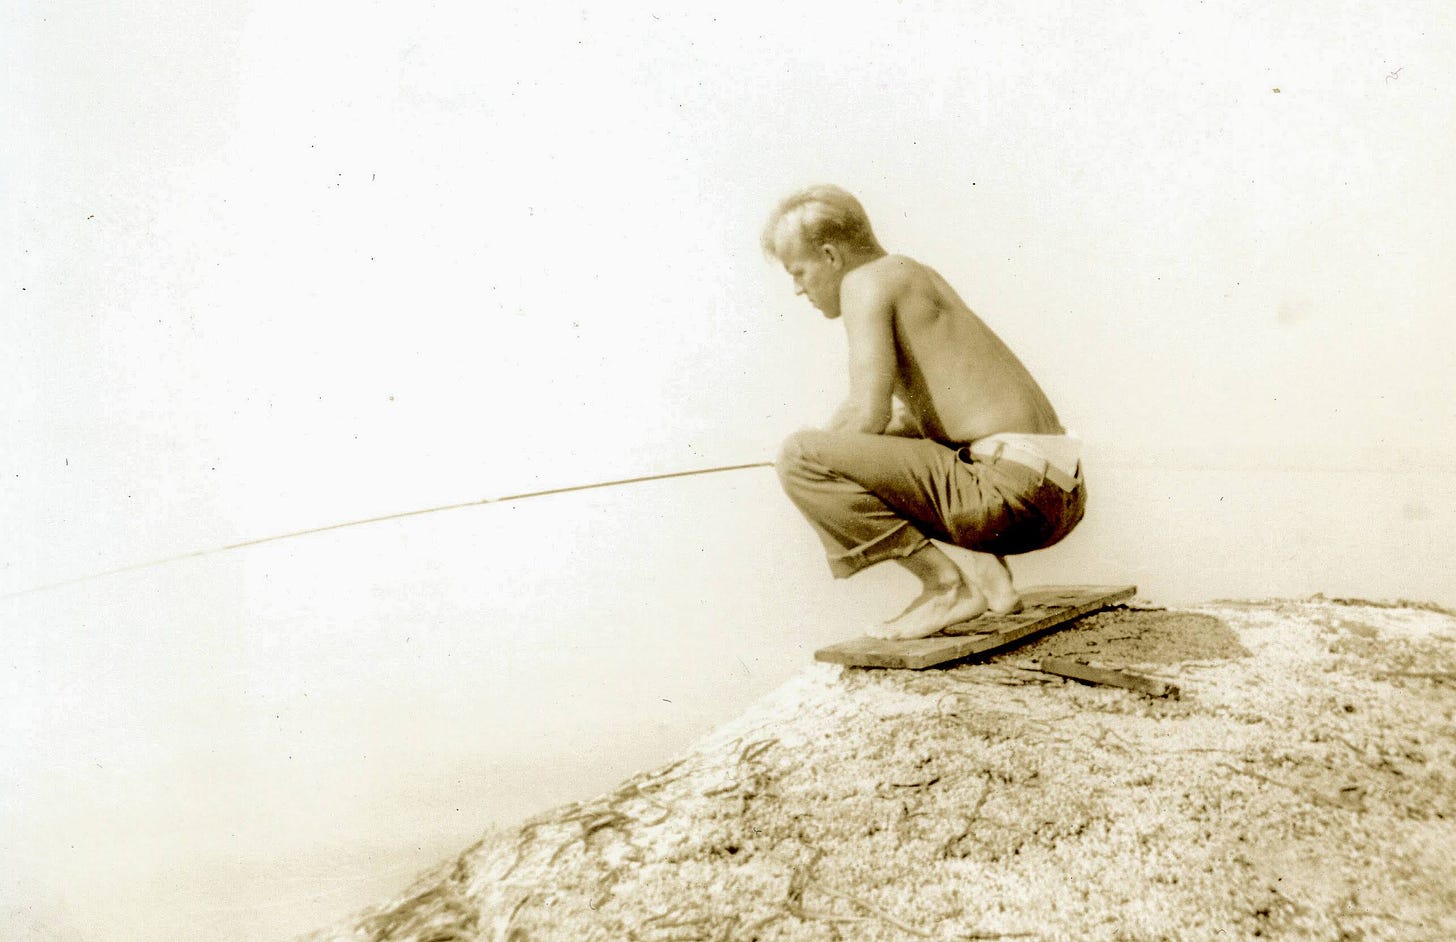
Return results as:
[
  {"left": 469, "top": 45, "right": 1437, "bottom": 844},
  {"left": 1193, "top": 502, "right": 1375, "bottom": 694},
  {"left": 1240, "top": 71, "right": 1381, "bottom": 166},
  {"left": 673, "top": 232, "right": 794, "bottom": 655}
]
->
[{"left": 304, "top": 598, "right": 1456, "bottom": 942}]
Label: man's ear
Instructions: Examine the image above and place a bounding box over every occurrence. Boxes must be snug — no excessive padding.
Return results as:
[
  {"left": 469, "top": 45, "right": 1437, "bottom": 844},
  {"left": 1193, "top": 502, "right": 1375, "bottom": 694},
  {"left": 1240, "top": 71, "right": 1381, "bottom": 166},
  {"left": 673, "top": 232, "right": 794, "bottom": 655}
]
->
[{"left": 821, "top": 242, "right": 843, "bottom": 269}]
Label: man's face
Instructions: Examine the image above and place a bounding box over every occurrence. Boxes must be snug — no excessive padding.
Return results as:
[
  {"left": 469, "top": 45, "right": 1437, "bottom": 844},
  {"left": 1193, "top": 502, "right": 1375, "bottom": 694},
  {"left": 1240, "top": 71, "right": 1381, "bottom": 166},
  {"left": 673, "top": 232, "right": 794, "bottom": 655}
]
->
[{"left": 778, "top": 236, "right": 843, "bottom": 319}]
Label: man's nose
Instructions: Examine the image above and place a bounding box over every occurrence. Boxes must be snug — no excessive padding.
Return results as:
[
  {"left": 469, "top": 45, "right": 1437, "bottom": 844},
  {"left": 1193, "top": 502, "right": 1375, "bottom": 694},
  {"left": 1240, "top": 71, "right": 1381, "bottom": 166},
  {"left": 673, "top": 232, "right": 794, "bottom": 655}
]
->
[{"left": 794, "top": 283, "right": 806, "bottom": 296}]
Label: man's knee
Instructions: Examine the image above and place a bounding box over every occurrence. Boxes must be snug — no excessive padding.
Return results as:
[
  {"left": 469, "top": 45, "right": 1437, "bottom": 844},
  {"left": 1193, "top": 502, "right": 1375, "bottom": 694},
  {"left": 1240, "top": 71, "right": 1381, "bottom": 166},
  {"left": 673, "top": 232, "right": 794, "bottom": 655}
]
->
[
  {"left": 774, "top": 428, "right": 834, "bottom": 482},
  {"left": 775, "top": 430, "right": 810, "bottom": 487},
  {"left": 776, "top": 429, "right": 846, "bottom": 500}
]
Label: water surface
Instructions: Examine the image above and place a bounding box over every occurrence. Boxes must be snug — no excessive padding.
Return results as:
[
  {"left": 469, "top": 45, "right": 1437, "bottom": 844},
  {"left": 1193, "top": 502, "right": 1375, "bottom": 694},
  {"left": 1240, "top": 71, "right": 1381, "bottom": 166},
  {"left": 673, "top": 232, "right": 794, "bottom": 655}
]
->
[{"left": 4, "top": 462, "right": 1452, "bottom": 941}]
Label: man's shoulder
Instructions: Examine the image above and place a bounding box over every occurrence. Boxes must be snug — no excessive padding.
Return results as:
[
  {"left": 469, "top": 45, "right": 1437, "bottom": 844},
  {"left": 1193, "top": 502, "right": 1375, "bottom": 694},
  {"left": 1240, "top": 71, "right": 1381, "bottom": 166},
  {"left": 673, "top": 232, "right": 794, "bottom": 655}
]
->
[
  {"left": 857, "top": 252, "right": 924, "bottom": 279},
  {"left": 843, "top": 253, "right": 927, "bottom": 297}
]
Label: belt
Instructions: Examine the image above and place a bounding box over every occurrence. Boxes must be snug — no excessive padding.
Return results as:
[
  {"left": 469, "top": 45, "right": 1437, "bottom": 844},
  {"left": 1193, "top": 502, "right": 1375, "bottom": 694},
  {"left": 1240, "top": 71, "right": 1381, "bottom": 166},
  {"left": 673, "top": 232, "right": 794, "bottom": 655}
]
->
[{"left": 963, "top": 440, "right": 1081, "bottom": 492}]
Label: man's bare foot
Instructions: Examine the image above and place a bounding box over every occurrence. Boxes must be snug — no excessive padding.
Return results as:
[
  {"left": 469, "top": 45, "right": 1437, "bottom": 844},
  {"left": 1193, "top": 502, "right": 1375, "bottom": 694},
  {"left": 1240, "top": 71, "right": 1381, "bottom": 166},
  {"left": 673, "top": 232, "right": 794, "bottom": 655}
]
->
[
  {"left": 959, "top": 551, "right": 1023, "bottom": 615},
  {"left": 867, "top": 580, "right": 988, "bottom": 641}
]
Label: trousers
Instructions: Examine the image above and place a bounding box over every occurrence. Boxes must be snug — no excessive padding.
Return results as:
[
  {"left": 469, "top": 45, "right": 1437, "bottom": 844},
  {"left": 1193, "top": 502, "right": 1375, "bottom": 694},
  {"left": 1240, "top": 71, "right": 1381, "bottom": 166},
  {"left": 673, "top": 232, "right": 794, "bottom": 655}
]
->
[{"left": 775, "top": 429, "right": 1086, "bottom": 578}]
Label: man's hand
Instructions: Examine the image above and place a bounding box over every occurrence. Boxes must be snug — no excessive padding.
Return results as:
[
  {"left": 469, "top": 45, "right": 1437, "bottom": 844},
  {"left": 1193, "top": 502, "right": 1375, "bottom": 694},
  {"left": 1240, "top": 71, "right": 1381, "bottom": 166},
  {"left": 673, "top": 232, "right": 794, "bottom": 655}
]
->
[
  {"left": 827, "top": 398, "right": 891, "bottom": 434},
  {"left": 881, "top": 397, "right": 922, "bottom": 437}
]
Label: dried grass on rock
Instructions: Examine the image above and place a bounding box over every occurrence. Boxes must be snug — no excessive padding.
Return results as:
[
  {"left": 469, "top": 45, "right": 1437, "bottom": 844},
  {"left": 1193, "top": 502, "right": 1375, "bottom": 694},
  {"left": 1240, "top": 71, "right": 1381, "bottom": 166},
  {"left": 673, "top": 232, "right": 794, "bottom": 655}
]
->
[{"left": 305, "top": 599, "right": 1456, "bottom": 942}]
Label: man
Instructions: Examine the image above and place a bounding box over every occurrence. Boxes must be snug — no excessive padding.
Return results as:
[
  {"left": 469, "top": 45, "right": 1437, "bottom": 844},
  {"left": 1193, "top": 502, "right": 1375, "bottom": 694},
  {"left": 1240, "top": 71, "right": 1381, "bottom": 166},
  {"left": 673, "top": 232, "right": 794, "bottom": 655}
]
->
[{"left": 767, "top": 185, "right": 1085, "bottom": 640}]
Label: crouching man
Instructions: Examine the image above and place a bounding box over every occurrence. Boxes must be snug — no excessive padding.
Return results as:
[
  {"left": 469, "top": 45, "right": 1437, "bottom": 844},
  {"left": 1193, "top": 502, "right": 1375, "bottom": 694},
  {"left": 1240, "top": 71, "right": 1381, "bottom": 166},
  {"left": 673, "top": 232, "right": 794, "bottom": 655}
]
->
[{"left": 767, "top": 185, "right": 1085, "bottom": 640}]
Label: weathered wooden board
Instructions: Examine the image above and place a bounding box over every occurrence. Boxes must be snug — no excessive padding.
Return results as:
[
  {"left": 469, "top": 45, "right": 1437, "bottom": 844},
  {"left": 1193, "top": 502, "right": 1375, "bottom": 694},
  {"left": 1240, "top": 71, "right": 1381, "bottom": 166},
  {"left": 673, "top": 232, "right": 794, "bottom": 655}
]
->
[
  {"left": 1038, "top": 656, "right": 1181, "bottom": 699},
  {"left": 814, "top": 585, "right": 1136, "bottom": 670}
]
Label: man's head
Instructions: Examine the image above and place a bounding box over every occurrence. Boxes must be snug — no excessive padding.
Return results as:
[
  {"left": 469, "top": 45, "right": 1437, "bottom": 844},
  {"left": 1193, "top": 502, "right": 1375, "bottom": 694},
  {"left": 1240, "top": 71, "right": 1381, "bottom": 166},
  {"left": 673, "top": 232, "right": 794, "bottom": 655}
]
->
[{"left": 762, "top": 185, "right": 884, "bottom": 319}]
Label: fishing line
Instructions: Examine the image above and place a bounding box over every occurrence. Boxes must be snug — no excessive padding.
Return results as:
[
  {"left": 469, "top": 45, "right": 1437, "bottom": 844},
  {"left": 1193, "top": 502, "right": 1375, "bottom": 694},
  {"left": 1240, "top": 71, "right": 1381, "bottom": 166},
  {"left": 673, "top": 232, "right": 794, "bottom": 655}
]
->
[{"left": 4, "top": 460, "right": 774, "bottom": 600}]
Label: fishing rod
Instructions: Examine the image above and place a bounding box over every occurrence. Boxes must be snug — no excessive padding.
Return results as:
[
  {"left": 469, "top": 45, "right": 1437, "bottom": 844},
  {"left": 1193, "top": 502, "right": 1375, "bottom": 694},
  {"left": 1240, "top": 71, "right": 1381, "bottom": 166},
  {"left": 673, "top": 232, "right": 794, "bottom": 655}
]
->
[{"left": 3, "top": 460, "right": 775, "bottom": 600}]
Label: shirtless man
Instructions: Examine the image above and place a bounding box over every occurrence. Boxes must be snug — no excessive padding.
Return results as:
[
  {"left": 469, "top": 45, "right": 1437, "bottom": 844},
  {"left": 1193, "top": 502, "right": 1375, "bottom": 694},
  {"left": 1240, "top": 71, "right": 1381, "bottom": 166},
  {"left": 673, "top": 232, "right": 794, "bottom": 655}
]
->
[{"left": 766, "top": 185, "right": 1086, "bottom": 640}]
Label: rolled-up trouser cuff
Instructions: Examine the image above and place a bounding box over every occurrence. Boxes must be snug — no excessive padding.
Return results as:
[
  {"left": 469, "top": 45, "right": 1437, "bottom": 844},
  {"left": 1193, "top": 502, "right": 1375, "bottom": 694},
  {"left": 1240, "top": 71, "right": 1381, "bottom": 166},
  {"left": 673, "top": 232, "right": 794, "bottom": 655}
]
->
[{"left": 825, "top": 518, "right": 931, "bottom": 579}]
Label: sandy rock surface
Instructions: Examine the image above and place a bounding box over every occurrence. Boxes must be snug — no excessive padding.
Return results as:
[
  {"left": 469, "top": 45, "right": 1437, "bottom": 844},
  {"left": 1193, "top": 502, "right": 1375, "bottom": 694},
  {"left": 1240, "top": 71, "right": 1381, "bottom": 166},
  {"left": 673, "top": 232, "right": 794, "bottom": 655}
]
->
[{"left": 305, "top": 598, "right": 1456, "bottom": 942}]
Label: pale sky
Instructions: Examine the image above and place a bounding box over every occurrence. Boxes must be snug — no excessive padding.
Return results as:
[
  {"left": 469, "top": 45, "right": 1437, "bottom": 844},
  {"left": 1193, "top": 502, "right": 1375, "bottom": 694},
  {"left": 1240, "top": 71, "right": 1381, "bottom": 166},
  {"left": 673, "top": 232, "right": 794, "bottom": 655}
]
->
[{"left": 5, "top": 0, "right": 1455, "bottom": 591}]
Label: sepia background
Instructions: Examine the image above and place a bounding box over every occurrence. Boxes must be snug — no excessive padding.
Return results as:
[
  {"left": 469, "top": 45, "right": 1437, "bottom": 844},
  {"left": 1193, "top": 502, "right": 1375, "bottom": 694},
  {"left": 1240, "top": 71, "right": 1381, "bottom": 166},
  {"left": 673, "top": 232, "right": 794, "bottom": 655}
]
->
[{"left": 4, "top": 1, "right": 1454, "bottom": 939}]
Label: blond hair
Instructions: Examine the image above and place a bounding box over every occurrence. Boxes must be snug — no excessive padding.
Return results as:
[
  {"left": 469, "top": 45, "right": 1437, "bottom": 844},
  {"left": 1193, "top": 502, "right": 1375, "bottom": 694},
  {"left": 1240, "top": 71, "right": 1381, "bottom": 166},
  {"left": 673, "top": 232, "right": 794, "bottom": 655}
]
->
[{"left": 761, "top": 185, "right": 882, "bottom": 259}]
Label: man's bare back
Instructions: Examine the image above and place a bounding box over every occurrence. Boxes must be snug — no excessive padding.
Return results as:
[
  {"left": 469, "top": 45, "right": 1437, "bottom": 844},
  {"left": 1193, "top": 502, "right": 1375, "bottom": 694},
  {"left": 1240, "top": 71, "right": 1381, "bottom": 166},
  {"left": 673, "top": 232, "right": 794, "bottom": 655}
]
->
[{"left": 842, "top": 254, "right": 1063, "bottom": 446}]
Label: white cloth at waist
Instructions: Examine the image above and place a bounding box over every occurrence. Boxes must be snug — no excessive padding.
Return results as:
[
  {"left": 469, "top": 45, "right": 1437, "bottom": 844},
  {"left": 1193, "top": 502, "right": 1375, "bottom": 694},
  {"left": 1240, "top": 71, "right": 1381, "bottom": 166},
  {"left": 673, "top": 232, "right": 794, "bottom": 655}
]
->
[{"left": 969, "top": 432, "right": 1082, "bottom": 481}]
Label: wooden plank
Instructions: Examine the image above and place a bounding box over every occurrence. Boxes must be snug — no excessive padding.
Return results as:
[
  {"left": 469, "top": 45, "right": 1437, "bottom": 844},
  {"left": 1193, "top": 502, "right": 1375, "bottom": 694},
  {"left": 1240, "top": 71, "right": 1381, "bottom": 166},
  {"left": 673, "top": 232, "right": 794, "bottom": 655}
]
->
[
  {"left": 1038, "top": 657, "right": 1181, "bottom": 699},
  {"left": 814, "top": 585, "right": 1136, "bottom": 670}
]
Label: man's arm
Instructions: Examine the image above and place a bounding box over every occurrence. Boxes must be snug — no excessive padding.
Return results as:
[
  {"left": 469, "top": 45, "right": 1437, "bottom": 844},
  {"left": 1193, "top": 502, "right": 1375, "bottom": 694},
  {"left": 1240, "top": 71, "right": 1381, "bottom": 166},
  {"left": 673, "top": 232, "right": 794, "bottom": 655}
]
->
[{"left": 828, "top": 269, "right": 898, "bottom": 434}]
